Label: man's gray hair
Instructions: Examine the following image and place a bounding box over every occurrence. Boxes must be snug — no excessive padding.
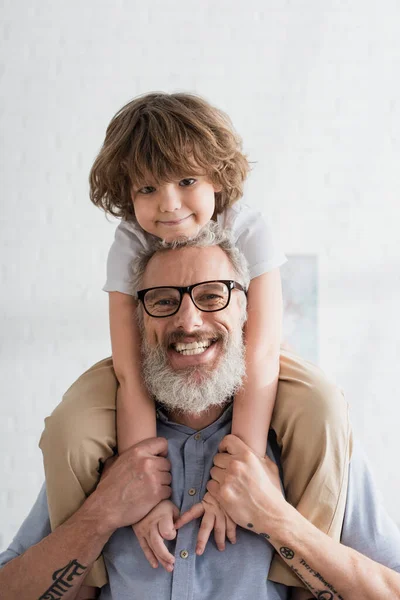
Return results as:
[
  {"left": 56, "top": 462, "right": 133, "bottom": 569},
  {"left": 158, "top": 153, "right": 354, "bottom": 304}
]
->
[{"left": 131, "top": 221, "right": 251, "bottom": 294}]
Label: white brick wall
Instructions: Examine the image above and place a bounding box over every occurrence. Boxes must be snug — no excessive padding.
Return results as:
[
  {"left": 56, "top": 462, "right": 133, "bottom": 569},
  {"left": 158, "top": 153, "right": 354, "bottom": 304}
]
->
[{"left": 1, "top": 0, "right": 400, "bottom": 549}]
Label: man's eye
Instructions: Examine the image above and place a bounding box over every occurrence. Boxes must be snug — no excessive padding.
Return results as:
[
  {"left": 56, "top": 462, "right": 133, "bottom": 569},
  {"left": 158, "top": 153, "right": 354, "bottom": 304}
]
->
[
  {"left": 199, "top": 293, "right": 221, "bottom": 301},
  {"left": 138, "top": 186, "right": 156, "bottom": 194},
  {"left": 153, "top": 298, "right": 179, "bottom": 307},
  {"left": 179, "top": 178, "right": 196, "bottom": 187}
]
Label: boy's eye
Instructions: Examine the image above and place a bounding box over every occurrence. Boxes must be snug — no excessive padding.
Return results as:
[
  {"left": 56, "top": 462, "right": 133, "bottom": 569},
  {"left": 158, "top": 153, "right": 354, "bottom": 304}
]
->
[
  {"left": 137, "top": 186, "right": 156, "bottom": 195},
  {"left": 179, "top": 178, "right": 196, "bottom": 187}
]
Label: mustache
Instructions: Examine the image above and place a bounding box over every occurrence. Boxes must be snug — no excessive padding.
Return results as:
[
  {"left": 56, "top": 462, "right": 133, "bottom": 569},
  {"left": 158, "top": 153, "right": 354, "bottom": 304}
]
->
[{"left": 164, "top": 329, "right": 227, "bottom": 348}]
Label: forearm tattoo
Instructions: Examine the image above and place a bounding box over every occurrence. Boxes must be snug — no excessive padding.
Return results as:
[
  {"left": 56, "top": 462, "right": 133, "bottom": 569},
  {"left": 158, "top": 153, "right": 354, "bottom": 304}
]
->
[
  {"left": 257, "top": 533, "right": 345, "bottom": 600},
  {"left": 37, "top": 560, "right": 87, "bottom": 599}
]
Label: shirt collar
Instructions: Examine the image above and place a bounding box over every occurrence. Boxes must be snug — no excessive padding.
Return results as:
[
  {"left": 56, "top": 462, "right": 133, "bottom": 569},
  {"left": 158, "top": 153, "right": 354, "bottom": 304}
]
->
[{"left": 156, "top": 401, "right": 233, "bottom": 441}]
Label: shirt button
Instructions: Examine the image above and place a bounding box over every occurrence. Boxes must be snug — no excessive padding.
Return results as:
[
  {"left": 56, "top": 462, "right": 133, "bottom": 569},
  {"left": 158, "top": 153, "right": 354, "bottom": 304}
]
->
[
  {"left": 180, "top": 550, "right": 189, "bottom": 559},
  {"left": 194, "top": 433, "right": 202, "bottom": 441},
  {"left": 188, "top": 488, "right": 196, "bottom": 496}
]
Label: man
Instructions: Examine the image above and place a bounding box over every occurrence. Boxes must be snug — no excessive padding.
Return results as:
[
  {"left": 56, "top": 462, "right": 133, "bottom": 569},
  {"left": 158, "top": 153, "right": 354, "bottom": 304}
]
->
[{"left": 1, "top": 223, "right": 400, "bottom": 600}]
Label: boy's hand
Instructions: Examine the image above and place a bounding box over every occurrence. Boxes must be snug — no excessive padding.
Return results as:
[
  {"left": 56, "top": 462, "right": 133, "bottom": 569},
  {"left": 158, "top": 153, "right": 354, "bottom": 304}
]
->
[
  {"left": 132, "top": 500, "right": 179, "bottom": 572},
  {"left": 174, "top": 492, "right": 237, "bottom": 555}
]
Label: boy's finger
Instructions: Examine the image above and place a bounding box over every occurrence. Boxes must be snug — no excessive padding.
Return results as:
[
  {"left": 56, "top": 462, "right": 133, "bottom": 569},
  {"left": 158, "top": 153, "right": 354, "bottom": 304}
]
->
[
  {"left": 175, "top": 503, "right": 204, "bottom": 529},
  {"left": 136, "top": 534, "right": 159, "bottom": 569},
  {"left": 226, "top": 517, "right": 237, "bottom": 545},
  {"left": 213, "top": 511, "right": 226, "bottom": 551},
  {"left": 158, "top": 514, "right": 176, "bottom": 540},
  {"left": 196, "top": 511, "right": 214, "bottom": 555},
  {"left": 158, "top": 557, "right": 175, "bottom": 573},
  {"left": 149, "top": 527, "right": 175, "bottom": 568}
]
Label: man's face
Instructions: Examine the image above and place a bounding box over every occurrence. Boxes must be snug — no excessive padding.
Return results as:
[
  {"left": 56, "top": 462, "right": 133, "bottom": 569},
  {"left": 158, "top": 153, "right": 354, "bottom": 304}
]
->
[
  {"left": 141, "top": 246, "right": 244, "bottom": 368},
  {"left": 139, "top": 245, "right": 246, "bottom": 415}
]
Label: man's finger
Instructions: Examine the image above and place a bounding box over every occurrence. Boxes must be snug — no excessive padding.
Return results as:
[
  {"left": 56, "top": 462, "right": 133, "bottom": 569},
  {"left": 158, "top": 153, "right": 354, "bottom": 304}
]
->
[
  {"left": 218, "top": 434, "right": 246, "bottom": 455},
  {"left": 155, "top": 456, "right": 172, "bottom": 472},
  {"left": 159, "top": 471, "right": 172, "bottom": 486},
  {"left": 174, "top": 503, "right": 204, "bottom": 529},
  {"left": 212, "top": 452, "right": 231, "bottom": 469},
  {"left": 209, "top": 465, "right": 224, "bottom": 483},
  {"left": 135, "top": 436, "right": 169, "bottom": 457},
  {"left": 206, "top": 479, "right": 220, "bottom": 498}
]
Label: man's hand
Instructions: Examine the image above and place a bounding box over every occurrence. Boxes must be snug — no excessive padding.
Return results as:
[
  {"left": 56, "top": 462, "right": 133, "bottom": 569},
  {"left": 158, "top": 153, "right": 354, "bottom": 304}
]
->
[
  {"left": 175, "top": 492, "right": 237, "bottom": 555},
  {"left": 206, "top": 434, "right": 287, "bottom": 532},
  {"left": 89, "top": 437, "right": 172, "bottom": 535}
]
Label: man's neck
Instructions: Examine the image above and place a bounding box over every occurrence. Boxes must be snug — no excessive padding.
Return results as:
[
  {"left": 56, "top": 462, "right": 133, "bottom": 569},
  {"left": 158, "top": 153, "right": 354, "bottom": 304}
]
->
[{"left": 165, "top": 404, "right": 227, "bottom": 430}]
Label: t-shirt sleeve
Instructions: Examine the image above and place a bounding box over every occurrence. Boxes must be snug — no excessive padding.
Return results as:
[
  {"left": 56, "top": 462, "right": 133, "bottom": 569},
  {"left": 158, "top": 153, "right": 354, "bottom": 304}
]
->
[
  {"left": 232, "top": 205, "right": 287, "bottom": 280},
  {"left": 103, "top": 221, "right": 148, "bottom": 295},
  {"left": 0, "top": 484, "right": 51, "bottom": 568},
  {"left": 341, "top": 440, "right": 400, "bottom": 572}
]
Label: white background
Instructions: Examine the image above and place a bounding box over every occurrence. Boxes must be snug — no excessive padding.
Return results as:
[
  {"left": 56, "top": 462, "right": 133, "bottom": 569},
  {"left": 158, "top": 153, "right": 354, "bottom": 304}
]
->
[{"left": 1, "top": 0, "right": 400, "bottom": 548}]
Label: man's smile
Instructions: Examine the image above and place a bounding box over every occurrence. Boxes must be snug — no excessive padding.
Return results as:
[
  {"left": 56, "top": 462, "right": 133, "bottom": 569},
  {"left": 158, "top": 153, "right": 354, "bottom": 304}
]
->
[
  {"left": 172, "top": 339, "right": 216, "bottom": 355},
  {"left": 167, "top": 336, "right": 222, "bottom": 369}
]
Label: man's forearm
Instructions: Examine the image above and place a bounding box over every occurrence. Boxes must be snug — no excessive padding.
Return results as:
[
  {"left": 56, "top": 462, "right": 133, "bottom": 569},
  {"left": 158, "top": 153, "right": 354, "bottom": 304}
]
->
[
  {"left": 259, "top": 504, "right": 400, "bottom": 600},
  {"left": 0, "top": 495, "right": 112, "bottom": 600}
]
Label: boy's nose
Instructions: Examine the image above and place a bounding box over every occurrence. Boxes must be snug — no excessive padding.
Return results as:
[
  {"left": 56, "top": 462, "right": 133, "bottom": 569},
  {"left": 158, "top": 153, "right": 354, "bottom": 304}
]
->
[{"left": 159, "top": 185, "right": 182, "bottom": 212}]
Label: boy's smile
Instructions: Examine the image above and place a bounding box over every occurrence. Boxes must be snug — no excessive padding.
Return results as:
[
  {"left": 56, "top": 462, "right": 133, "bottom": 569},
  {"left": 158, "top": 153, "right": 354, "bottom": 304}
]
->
[{"left": 131, "top": 175, "right": 220, "bottom": 242}]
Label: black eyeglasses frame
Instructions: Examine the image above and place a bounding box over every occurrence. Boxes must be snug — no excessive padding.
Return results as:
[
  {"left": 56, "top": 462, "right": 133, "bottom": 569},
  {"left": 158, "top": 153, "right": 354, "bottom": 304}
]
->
[{"left": 137, "top": 279, "right": 247, "bottom": 318}]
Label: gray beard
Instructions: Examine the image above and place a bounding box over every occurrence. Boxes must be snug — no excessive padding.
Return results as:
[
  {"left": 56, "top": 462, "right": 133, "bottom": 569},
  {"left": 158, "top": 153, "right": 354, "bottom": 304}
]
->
[{"left": 141, "top": 331, "right": 246, "bottom": 416}]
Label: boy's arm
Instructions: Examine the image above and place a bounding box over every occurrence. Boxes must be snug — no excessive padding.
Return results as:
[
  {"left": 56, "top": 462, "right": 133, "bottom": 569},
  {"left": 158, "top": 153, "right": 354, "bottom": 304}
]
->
[
  {"left": 0, "top": 438, "right": 172, "bottom": 600},
  {"left": 109, "top": 291, "right": 157, "bottom": 450},
  {"left": 231, "top": 269, "right": 282, "bottom": 455}
]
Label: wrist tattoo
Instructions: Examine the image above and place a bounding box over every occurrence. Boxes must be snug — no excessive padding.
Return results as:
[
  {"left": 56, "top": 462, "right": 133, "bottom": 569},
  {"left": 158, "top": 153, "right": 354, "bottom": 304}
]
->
[
  {"left": 247, "top": 523, "right": 254, "bottom": 528},
  {"left": 259, "top": 532, "right": 270, "bottom": 539},
  {"left": 38, "top": 560, "right": 87, "bottom": 599},
  {"left": 279, "top": 546, "right": 295, "bottom": 560}
]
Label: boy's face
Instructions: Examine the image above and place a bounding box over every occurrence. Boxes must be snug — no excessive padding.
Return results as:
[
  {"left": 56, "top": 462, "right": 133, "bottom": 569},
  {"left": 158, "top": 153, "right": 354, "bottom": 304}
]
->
[{"left": 131, "top": 175, "right": 220, "bottom": 242}]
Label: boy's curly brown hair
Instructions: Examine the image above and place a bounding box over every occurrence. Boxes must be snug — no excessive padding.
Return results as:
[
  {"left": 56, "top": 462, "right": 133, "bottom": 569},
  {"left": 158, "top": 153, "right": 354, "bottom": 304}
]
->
[{"left": 89, "top": 92, "right": 250, "bottom": 221}]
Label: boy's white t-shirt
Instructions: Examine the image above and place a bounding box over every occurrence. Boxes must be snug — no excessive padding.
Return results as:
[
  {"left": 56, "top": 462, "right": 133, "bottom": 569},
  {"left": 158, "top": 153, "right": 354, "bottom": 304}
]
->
[{"left": 103, "top": 200, "right": 287, "bottom": 295}]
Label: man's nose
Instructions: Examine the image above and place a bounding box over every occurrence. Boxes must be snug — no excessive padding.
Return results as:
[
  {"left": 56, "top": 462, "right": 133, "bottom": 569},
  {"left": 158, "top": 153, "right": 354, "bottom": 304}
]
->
[
  {"left": 172, "top": 293, "right": 204, "bottom": 331},
  {"left": 159, "top": 184, "right": 181, "bottom": 213}
]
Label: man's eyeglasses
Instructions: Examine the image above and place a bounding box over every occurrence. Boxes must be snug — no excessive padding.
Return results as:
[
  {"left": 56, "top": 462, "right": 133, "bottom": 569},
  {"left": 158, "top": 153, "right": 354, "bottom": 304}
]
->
[{"left": 137, "top": 280, "right": 247, "bottom": 318}]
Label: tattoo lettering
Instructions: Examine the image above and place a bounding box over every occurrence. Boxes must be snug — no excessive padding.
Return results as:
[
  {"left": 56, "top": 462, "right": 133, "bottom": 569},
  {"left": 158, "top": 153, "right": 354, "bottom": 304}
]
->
[
  {"left": 247, "top": 523, "right": 254, "bottom": 528},
  {"left": 300, "top": 558, "right": 343, "bottom": 598},
  {"left": 38, "top": 560, "right": 87, "bottom": 599},
  {"left": 288, "top": 558, "right": 344, "bottom": 600},
  {"left": 291, "top": 566, "right": 315, "bottom": 591},
  {"left": 279, "top": 546, "right": 295, "bottom": 560},
  {"left": 259, "top": 532, "right": 270, "bottom": 539}
]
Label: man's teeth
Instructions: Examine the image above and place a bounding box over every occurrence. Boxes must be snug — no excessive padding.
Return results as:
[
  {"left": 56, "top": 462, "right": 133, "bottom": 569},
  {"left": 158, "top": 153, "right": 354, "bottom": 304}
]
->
[{"left": 174, "top": 341, "right": 213, "bottom": 355}]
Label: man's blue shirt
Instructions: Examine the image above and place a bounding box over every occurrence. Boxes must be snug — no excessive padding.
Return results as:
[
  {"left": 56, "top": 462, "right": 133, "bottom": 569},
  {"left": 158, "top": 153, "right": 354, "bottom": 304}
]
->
[{"left": 1, "top": 405, "right": 400, "bottom": 599}]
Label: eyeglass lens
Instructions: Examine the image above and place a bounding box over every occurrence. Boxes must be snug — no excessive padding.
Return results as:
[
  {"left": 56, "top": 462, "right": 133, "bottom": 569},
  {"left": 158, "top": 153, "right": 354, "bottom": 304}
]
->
[{"left": 144, "top": 282, "right": 230, "bottom": 316}]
